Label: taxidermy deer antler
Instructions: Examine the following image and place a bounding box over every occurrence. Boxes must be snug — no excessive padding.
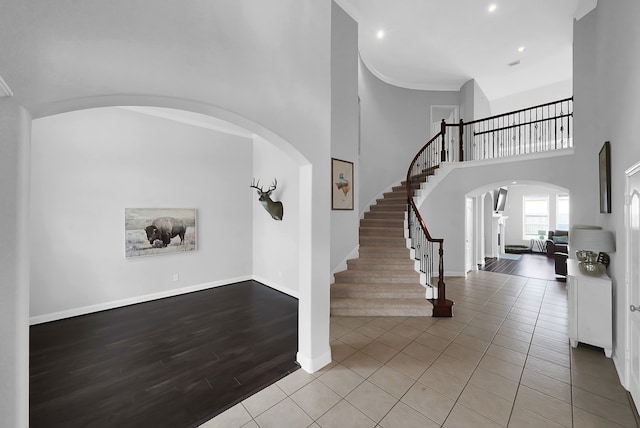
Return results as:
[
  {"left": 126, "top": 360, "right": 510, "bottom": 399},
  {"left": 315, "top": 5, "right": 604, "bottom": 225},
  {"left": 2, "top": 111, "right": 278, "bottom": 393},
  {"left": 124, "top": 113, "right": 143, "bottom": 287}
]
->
[{"left": 250, "top": 178, "right": 284, "bottom": 221}]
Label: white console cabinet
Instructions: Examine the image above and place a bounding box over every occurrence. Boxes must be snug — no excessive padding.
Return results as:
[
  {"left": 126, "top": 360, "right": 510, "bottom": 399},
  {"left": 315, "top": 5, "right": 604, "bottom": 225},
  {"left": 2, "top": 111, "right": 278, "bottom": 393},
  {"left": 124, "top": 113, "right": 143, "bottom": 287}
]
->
[{"left": 567, "top": 259, "right": 612, "bottom": 357}]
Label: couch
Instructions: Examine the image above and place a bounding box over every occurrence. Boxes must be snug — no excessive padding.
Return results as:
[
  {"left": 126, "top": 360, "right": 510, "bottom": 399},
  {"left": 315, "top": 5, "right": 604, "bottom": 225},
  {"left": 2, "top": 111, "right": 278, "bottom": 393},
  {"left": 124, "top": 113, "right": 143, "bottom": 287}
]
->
[
  {"left": 554, "top": 251, "right": 568, "bottom": 278},
  {"left": 546, "top": 230, "right": 569, "bottom": 278},
  {"left": 546, "top": 230, "right": 569, "bottom": 258}
]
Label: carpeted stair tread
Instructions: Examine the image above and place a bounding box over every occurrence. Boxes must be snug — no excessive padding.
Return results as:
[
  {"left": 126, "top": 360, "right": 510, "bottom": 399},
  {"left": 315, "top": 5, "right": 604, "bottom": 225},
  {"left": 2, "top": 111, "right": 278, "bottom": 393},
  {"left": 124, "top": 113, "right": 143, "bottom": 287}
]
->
[
  {"left": 347, "top": 258, "right": 415, "bottom": 270},
  {"left": 359, "top": 226, "right": 404, "bottom": 237},
  {"left": 382, "top": 192, "right": 407, "bottom": 200},
  {"left": 364, "top": 211, "right": 406, "bottom": 220},
  {"left": 360, "top": 218, "right": 405, "bottom": 228},
  {"left": 359, "top": 236, "right": 407, "bottom": 247},
  {"left": 330, "top": 297, "right": 433, "bottom": 316},
  {"left": 334, "top": 269, "right": 419, "bottom": 283},
  {"left": 369, "top": 204, "right": 407, "bottom": 212},
  {"left": 358, "top": 246, "right": 412, "bottom": 258},
  {"left": 376, "top": 197, "right": 407, "bottom": 205},
  {"left": 331, "top": 282, "right": 426, "bottom": 299}
]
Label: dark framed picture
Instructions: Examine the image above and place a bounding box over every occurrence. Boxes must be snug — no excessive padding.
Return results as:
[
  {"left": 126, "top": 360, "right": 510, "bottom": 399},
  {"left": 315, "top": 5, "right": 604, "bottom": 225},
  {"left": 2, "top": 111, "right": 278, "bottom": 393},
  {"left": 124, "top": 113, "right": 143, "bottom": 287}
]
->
[
  {"left": 599, "top": 141, "right": 611, "bottom": 213},
  {"left": 125, "top": 208, "right": 197, "bottom": 258},
  {"left": 332, "top": 158, "right": 354, "bottom": 210}
]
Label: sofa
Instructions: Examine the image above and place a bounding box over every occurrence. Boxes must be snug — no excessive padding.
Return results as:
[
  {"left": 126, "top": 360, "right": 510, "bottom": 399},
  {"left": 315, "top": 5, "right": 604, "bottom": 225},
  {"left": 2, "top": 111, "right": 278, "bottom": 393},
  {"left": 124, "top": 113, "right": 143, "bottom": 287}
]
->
[
  {"left": 546, "top": 230, "right": 569, "bottom": 278},
  {"left": 546, "top": 230, "right": 569, "bottom": 258}
]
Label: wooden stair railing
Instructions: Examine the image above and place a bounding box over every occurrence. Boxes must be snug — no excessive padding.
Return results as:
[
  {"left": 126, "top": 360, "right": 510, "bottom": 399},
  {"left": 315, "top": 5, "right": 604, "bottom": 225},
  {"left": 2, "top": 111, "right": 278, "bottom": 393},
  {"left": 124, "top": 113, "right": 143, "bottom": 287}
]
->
[{"left": 406, "top": 121, "right": 453, "bottom": 317}]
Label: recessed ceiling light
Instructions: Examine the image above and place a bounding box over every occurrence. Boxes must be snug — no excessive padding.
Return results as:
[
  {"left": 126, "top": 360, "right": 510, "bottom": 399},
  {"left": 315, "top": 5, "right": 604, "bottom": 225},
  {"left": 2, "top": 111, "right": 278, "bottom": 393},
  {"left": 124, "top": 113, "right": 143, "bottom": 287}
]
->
[
  {"left": 518, "top": 46, "right": 526, "bottom": 53},
  {"left": 488, "top": 4, "right": 497, "bottom": 12},
  {"left": 512, "top": 181, "right": 518, "bottom": 184},
  {"left": 377, "top": 30, "right": 385, "bottom": 39}
]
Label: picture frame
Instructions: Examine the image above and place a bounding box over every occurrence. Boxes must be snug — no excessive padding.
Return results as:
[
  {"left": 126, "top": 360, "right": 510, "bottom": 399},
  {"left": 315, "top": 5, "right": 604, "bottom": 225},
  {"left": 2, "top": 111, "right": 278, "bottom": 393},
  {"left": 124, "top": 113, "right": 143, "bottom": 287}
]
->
[
  {"left": 331, "top": 158, "right": 354, "bottom": 210},
  {"left": 599, "top": 141, "right": 611, "bottom": 214},
  {"left": 125, "top": 208, "right": 197, "bottom": 258}
]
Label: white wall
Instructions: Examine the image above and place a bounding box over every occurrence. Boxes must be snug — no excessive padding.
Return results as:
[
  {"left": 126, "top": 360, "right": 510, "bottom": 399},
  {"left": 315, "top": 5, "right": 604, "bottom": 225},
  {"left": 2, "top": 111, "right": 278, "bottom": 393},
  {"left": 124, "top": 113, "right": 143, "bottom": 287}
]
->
[
  {"left": 460, "top": 79, "right": 474, "bottom": 122},
  {"left": 358, "top": 60, "right": 459, "bottom": 211},
  {"left": 460, "top": 79, "right": 492, "bottom": 122},
  {"left": 1, "top": 1, "right": 336, "bottom": 419},
  {"left": 502, "top": 184, "right": 568, "bottom": 248},
  {"left": 30, "top": 108, "right": 253, "bottom": 320},
  {"left": 473, "top": 81, "right": 492, "bottom": 120},
  {"left": 330, "top": 4, "right": 360, "bottom": 275},
  {"left": 490, "top": 79, "right": 573, "bottom": 115},
  {"left": 252, "top": 136, "right": 300, "bottom": 296},
  {"left": 574, "top": 2, "right": 640, "bottom": 384}
]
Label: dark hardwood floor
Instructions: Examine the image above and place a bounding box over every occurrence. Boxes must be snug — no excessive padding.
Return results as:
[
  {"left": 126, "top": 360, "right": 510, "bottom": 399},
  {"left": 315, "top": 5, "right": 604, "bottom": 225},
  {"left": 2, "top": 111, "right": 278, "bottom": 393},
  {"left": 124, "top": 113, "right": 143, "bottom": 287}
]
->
[
  {"left": 30, "top": 281, "right": 299, "bottom": 428},
  {"left": 478, "top": 252, "right": 559, "bottom": 281}
]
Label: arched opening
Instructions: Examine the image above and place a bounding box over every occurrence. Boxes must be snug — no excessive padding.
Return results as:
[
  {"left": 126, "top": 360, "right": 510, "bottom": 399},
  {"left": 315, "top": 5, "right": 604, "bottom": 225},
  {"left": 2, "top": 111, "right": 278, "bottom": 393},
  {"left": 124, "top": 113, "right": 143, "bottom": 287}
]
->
[
  {"left": 28, "top": 97, "right": 319, "bottom": 366},
  {"left": 467, "top": 180, "right": 570, "bottom": 275}
]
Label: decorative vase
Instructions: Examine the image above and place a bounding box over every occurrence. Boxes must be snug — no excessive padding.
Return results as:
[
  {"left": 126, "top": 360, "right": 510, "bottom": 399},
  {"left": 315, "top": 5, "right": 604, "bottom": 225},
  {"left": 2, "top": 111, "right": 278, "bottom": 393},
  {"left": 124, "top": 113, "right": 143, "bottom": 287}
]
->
[
  {"left": 575, "top": 250, "right": 593, "bottom": 262},
  {"left": 579, "top": 253, "right": 606, "bottom": 276}
]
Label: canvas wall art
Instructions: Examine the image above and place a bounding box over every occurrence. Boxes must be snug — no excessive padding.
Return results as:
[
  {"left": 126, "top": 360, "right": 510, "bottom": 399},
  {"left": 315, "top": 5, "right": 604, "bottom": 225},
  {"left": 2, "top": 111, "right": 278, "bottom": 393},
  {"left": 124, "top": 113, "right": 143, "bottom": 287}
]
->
[
  {"left": 125, "top": 208, "right": 197, "bottom": 258},
  {"left": 332, "top": 158, "right": 354, "bottom": 210}
]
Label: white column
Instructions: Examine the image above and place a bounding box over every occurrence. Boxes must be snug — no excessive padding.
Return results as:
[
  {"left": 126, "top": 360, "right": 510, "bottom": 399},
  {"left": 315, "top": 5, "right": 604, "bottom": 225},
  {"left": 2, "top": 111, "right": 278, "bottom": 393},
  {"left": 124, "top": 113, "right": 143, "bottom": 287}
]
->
[
  {"left": 0, "top": 98, "right": 31, "bottom": 427},
  {"left": 297, "top": 164, "right": 332, "bottom": 372}
]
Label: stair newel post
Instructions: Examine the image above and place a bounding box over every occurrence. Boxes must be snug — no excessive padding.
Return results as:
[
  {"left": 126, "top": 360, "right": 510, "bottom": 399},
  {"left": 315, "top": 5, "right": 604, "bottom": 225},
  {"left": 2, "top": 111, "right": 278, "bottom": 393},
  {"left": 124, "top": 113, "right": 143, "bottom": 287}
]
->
[
  {"left": 440, "top": 119, "right": 447, "bottom": 162},
  {"left": 432, "top": 240, "right": 454, "bottom": 317},
  {"left": 458, "top": 119, "right": 464, "bottom": 162}
]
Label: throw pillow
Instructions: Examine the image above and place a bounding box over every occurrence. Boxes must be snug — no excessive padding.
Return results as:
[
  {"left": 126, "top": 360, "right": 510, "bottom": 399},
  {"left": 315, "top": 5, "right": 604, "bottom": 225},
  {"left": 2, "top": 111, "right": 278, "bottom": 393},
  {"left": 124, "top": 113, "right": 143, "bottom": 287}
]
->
[{"left": 553, "top": 236, "right": 569, "bottom": 244}]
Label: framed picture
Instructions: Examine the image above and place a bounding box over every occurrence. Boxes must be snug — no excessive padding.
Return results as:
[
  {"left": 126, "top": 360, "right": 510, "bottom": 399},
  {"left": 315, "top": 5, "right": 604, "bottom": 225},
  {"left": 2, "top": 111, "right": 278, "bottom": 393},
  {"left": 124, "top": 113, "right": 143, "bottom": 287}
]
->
[
  {"left": 332, "top": 158, "right": 354, "bottom": 210},
  {"left": 125, "top": 208, "right": 197, "bottom": 258},
  {"left": 599, "top": 141, "right": 611, "bottom": 213}
]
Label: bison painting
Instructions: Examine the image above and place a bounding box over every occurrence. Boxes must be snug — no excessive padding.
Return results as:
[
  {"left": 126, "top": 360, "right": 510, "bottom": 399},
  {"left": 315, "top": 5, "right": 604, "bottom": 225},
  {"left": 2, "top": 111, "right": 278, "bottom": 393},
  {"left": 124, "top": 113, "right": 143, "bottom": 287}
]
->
[
  {"left": 125, "top": 208, "right": 196, "bottom": 258},
  {"left": 144, "top": 217, "right": 187, "bottom": 247}
]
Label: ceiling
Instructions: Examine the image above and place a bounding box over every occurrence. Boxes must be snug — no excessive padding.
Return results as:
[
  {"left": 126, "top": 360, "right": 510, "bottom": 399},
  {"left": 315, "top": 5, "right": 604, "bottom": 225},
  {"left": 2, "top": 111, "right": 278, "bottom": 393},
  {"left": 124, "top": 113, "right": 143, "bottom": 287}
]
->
[{"left": 334, "top": 0, "right": 597, "bottom": 101}]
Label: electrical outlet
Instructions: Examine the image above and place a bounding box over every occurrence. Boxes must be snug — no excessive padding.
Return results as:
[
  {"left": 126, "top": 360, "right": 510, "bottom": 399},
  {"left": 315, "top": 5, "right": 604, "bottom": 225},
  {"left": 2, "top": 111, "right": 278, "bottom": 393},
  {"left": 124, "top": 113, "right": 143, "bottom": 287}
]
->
[{"left": 172, "top": 273, "right": 179, "bottom": 282}]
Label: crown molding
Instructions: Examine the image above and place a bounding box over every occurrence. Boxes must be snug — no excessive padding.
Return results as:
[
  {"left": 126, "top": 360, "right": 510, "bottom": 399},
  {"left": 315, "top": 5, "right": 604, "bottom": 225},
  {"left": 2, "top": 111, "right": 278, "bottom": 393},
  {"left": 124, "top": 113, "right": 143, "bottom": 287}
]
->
[{"left": 0, "top": 75, "right": 13, "bottom": 97}]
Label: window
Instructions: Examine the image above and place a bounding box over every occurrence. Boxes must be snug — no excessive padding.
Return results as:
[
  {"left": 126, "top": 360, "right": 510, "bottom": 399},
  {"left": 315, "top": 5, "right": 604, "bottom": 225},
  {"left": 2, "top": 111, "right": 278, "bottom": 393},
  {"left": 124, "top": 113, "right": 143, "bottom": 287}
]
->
[
  {"left": 557, "top": 194, "right": 570, "bottom": 230},
  {"left": 523, "top": 195, "right": 549, "bottom": 238}
]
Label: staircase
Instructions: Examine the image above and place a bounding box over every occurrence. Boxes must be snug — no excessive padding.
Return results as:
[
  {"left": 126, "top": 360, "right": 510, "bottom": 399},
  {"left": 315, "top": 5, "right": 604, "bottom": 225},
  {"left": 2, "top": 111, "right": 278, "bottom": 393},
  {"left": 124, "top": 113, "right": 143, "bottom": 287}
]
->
[
  {"left": 331, "top": 98, "right": 574, "bottom": 317},
  {"left": 330, "top": 180, "right": 434, "bottom": 316}
]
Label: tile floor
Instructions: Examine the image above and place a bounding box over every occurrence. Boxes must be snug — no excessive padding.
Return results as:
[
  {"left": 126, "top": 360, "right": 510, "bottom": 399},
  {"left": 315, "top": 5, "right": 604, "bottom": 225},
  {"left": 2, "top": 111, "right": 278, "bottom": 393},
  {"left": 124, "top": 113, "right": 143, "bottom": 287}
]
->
[{"left": 201, "top": 271, "right": 638, "bottom": 428}]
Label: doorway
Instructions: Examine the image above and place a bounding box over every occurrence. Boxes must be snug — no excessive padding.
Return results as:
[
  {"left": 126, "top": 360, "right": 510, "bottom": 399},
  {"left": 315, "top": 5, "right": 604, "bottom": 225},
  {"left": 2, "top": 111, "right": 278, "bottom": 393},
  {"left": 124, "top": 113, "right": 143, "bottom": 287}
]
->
[
  {"left": 465, "top": 197, "right": 474, "bottom": 273},
  {"left": 625, "top": 161, "right": 640, "bottom": 404}
]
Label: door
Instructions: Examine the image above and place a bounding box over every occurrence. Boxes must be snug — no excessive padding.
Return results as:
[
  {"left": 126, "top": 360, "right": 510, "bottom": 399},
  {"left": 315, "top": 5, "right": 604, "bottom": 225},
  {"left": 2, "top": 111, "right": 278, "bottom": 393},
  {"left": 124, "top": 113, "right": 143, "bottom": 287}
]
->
[
  {"left": 626, "top": 162, "right": 640, "bottom": 403},
  {"left": 465, "top": 197, "right": 474, "bottom": 273}
]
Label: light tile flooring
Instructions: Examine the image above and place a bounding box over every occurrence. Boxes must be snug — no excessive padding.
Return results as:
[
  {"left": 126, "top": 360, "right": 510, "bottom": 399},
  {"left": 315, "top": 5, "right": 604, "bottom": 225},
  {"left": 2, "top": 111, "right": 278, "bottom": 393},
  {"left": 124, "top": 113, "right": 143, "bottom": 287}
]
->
[{"left": 201, "top": 271, "right": 638, "bottom": 428}]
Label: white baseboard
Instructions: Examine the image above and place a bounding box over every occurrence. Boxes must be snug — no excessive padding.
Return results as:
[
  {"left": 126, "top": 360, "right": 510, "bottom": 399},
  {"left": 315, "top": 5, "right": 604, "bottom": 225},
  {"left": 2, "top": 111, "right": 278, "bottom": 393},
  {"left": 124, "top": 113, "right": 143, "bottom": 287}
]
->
[
  {"left": 613, "top": 352, "right": 629, "bottom": 391},
  {"left": 29, "top": 275, "right": 254, "bottom": 325},
  {"left": 297, "top": 349, "right": 332, "bottom": 373},
  {"left": 252, "top": 275, "right": 299, "bottom": 299},
  {"left": 447, "top": 271, "right": 467, "bottom": 278}
]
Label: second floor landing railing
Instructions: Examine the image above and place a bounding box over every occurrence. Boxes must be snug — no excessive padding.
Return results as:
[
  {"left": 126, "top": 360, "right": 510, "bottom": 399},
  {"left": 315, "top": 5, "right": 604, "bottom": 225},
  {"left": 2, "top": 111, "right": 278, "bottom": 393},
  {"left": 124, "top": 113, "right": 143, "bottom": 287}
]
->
[{"left": 442, "top": 97, "right": 573, "bottom": 162}]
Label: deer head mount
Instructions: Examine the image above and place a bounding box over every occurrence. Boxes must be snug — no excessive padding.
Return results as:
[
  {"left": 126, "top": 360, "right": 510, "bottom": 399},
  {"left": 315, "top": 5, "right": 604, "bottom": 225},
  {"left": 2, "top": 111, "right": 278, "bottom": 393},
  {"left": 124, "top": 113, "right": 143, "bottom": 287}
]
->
[{"left": 250, "top": 178, "right": 284, "bottom": 221}]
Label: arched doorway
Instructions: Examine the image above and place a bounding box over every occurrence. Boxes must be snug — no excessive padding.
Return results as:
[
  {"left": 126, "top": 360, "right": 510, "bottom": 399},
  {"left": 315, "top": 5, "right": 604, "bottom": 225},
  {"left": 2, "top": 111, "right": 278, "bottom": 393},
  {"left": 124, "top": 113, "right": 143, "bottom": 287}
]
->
[{"left": 467, "top": 181, "right": 570, "bottom": 275}]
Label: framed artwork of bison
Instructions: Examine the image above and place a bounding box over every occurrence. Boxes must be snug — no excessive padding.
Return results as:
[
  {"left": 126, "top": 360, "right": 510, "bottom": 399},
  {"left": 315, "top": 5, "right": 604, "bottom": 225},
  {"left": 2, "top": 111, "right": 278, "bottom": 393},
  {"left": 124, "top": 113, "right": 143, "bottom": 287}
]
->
[{"left": 125, "top": 208, "right": 197, "bottom": 258}]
